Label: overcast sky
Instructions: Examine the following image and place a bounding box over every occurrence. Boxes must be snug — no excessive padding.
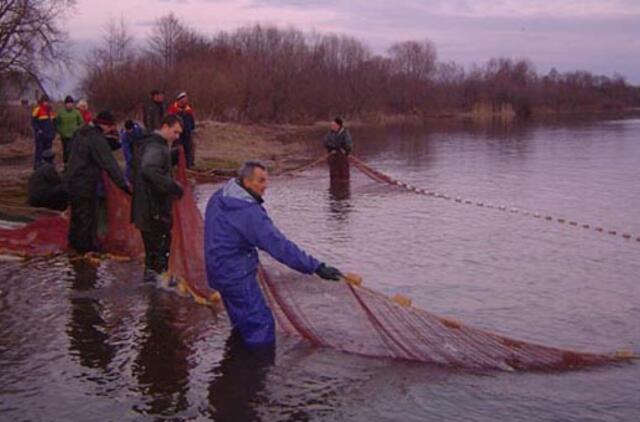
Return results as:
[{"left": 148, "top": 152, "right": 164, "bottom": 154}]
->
[{"left": 56, "top": 0, "right": 640, "bottom": 95}]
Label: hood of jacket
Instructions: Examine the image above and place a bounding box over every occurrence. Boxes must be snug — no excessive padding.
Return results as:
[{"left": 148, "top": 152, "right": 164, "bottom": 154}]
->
[{"left": 216, "top": 178, "right": 263, "bottom": 211}]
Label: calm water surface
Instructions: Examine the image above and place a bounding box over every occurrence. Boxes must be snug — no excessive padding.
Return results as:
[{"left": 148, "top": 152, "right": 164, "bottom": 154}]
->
[{"left": 1, "top": 116, "right": 639, "bottom": 421}]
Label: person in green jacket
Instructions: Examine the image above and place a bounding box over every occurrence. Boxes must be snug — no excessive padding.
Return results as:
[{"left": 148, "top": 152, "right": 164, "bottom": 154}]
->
[{"left": 56, "top": 95, "right": 84, "bottom": 165}]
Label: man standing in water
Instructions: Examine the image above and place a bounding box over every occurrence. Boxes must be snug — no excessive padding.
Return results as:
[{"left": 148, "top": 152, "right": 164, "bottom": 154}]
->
[
  {"left": 131, "top": 114, "right": 184, "bottom": 283},
  {"left": 65, "top": 111, "right": 131, "bottom": 253},
  {"left": 323, "top": 117, "right": 353, "bottom": 181},
  {"left": 204, "top": 161, "right": 343, "bottom": 348}
]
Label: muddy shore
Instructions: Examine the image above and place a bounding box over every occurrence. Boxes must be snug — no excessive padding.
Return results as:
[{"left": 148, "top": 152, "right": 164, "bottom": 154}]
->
[{"left": 0, "top": 120, "right": 331, "bottom": 219}]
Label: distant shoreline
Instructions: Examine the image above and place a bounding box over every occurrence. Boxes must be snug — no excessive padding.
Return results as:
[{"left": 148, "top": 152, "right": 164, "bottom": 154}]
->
[{"left": 1, "top": 110, "right": 639, "bottom": 221}]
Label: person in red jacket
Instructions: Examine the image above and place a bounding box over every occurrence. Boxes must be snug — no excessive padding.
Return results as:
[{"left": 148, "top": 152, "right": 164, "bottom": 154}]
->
[
  {"left": 167, "top": 92, "right": 196, "bottom": 168},
  {"left": 76, "top": 99, "right": 93, "bottom": 124}
]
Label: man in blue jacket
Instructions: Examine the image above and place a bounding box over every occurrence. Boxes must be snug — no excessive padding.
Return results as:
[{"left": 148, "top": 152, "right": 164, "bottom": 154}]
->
[
  {"left": 204, "top": 161, "right": 342, "bottom": 348},
  {"left": 120, "top": 120, "right": 147, "bottom": 184}
]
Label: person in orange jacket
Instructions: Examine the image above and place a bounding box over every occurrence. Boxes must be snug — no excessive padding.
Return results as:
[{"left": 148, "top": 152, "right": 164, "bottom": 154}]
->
[
  {"left": 31, "top": 94, "right": 57, "bottom": 169},
  {"left": 167, "top": 92, "right": 196, "bottom": 168}
]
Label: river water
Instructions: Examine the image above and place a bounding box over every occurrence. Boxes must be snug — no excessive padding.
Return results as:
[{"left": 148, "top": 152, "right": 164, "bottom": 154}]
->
[{"left": 1, "top": 116, "right": 639, "bottom": 421}]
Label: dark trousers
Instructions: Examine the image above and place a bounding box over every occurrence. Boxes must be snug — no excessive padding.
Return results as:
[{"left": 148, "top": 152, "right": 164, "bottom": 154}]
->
[
  {"left": 176, "top": 134, "right": 194, "bottom": 168},
  {"left": 140, "top": 223, "right": 172, "bottom": 274},
  {"left": 184, "top": 135, "right": 194, "bottom": 168},
  {"left": 30, "top": 185, "right": 68, "bottom": 211},
  {"left": 61, "top": 137, "right": 73, "bottom": 164},
  {"left": 328, "top": 152, "right": 350, "bottom": 182},
  {"left": 34, "top": 135, "right": 53, "bottom": 169},
  {"left": 68, "top": 195, "right": 98, "bottom": 253}
]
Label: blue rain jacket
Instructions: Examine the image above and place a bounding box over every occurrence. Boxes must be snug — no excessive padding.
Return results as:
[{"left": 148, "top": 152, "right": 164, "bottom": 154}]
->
[
  {"left": 119, "top": 123, "right": 145, "bottom": 183},
  {"left": 204, "top": 179, "right": 321, "bottom": 346}
]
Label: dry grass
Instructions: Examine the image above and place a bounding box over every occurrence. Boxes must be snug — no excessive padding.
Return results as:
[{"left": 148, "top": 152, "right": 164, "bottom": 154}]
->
[
  {"left": 0, "top": 120, "right": 327, "bottom": 217},
  {"left": 192, "top": 120, "right": 324, "bottom": 173}
]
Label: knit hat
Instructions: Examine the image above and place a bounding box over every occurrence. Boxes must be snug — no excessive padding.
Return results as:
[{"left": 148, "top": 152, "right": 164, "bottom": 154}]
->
[
  {"left": 94, "top": 110, "right": 116, "bottom": 126},
  {"left": 64, "top": 95, "right": 74, "bottom": 104},
  {"left": 176, "top": 91, "right": 187, "bottom": 100}
]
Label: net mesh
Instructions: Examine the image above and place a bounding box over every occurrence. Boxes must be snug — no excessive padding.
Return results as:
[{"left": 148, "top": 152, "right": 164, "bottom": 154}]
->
[
  {"left": 0, "top": 153, "right": 630, "bottom": 370},
  {"left": 258, "top": 265, "right": 618, "bottom": 370}
]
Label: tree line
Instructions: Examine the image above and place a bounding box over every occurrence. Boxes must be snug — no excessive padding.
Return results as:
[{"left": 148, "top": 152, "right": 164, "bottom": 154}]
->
[
  {"left": 2, "top": 4, "right": 639, "bottom": 126},
  {"left": 81, "top": 13, "right": 640, "bottom": 123}
]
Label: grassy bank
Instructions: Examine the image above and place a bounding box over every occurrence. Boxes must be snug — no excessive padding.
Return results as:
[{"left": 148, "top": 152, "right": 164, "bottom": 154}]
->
[{"left": 0, "top": 120, "right": 329, "bottom": 219}]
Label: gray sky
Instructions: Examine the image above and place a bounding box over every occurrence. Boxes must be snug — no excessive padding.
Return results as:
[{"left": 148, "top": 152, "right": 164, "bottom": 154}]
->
[{"left": 57, "top": 0, "right": 640, "bottom": 95}]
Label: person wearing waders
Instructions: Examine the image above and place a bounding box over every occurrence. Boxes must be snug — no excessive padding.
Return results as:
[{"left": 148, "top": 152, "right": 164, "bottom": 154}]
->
[
  {"left": 64, "top": 111, "right": 131, "bottom": 253},
  {"left": 323, "top": 117, "right": 352, "bottom": 182},
  {"left": 131, "top": 114, "right": 184, "bottom": 283},
  {"left": 204, "top": 161, "right": 343, "bottom": 348},
  {"left": 55, "top": 95, "right": 84, "bottom": 166}
]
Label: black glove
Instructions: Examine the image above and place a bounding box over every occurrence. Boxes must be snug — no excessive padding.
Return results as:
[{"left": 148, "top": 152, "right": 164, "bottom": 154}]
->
[
  {"left": 315, "top": 263, "right": 342, "bottom": 281},
  {"left": 122, "top": 184, "right": 132, "bottom": 195}
]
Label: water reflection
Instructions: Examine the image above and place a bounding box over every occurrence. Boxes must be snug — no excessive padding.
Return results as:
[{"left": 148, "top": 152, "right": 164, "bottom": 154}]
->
[
  {"left": 207, "top": 330, "right": 274, "bottom": 421},
  {"left": 66, "top": 259, "right": 115, "bottom": 371},
  {"left": 328, "top": 178, "right": 351, "bottom": 217},
  {"left": 132, "top": 290, "right": 192, "bottom": 417}
]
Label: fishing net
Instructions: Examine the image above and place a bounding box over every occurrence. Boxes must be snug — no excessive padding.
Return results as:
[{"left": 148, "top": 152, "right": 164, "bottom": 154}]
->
[
  {"left": 258, "top": 264, "right": 624, "bottom": 371},
  {"left": 101, "top": 148, "right": 219, "bottom": 304},
  {"left": 0, "top": 214, "right": 68, "bottom": 256},
  {"left": 0, "top": 152, "right": 632, "bottom": 370}
]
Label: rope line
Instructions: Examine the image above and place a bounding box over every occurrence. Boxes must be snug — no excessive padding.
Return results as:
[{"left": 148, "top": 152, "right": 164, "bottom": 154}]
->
[{"left": 347, "top": 155, "right": 640, "bottom": 244}]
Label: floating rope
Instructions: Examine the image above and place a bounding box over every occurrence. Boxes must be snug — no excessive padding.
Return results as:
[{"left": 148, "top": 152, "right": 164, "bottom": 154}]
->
[
  {"left": 279, "top": 153, "right": 332, "bottom": 175},
  {"left": 347, "top": 155, "right": 640, "bottom": 244}
]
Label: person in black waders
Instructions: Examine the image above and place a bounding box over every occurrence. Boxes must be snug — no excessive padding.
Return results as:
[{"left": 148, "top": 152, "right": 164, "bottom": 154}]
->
[
  {"left": 64, "top": 111, "right": 131, "bottom": 254},
  {"left": 131, "top": 114, "right": 184, "bottom": 284},
  {"left": 323, "top": 116, "right": 353, "bottom": 182}
]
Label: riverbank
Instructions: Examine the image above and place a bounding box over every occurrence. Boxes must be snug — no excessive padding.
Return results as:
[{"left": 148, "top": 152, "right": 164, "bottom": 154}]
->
[
  {"left": 0, "top": 120, "right": 328, "bottom": 219},
  {"left": 3, "top": 110, "right": 639, "bottom": 219}
]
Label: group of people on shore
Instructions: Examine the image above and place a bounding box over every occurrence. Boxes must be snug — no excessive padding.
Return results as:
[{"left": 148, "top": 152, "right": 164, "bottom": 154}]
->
[{"left": 26, "top": 91, "right": 352, "bottom": 348}]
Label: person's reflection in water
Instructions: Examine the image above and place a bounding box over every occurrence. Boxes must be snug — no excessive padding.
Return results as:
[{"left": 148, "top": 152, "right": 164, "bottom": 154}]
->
[
  {"left": 132, "top": 290, "right": 192, "bottom": 417},
  {"left": 66, "top": 259, "right": 115, "bottom": 371},
  {"left": 208, "top": 330, "right": 275, "bottom": 422},
  {"left": 328, "top": 176, "right": 352, "bottom": 222}
]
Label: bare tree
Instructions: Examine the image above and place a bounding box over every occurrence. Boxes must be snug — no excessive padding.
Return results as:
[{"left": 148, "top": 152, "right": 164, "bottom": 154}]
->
[
  {"left": 0, "top": 0, "right": 75, "bottom": 95},
  {"left": 100, "top": 16, "right": 134, "bottom": 71},
  {"left": 147, "top": 12, "right": 185, "bottom": 71},
  {"left": 388, "top": 40, "right": 437, "bottom": 81}
]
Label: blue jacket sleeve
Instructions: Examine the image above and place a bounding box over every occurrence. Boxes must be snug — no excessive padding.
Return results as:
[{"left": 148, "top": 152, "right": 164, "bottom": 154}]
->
[
  {"left": 243, "top": 207, "right": 321, "bottom": 274},
  {"left": 121, "top": 131, "right": 132, "bottom": 165}
]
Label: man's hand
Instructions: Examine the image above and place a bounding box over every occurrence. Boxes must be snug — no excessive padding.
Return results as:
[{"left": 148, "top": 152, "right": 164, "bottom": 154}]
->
[{"left": 315, "top": 263, "right": 342, "bottom": 281}]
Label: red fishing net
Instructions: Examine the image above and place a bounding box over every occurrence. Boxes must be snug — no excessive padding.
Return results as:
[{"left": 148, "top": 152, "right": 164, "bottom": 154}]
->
[
  {"left": 0, "top": 152, "right": 632, "bottom": 370},
  {"left": 258, "top": 264, "right": 623, "bottom": 370},
  {"left": 0, "top": 214, "right": 68, "bottom": 256}
]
